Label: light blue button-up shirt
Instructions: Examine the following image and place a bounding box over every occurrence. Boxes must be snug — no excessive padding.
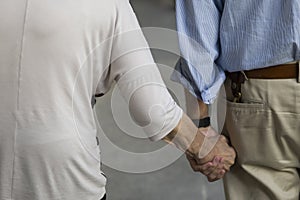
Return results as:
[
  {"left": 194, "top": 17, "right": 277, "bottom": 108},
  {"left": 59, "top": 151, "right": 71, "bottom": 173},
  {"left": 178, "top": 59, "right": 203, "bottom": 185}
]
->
[{"left": 172, "top": 0, "right": 300, "bottom": 104}]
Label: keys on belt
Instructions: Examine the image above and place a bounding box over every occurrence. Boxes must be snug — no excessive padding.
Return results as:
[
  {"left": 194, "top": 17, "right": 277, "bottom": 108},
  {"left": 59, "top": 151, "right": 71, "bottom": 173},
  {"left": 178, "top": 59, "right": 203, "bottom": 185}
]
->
[{"left": 226, "top": 71, "right": 247, "bottom": 103}]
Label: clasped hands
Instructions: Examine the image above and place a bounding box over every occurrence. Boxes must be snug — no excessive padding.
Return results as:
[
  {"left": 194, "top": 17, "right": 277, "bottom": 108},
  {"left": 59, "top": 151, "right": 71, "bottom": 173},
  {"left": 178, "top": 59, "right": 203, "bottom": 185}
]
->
[
  {"left": 186, "top": 126, "right": 236, "bottom": 182},
  {"left": 164, "top": 114, "right": 236, "bottom": 182}
]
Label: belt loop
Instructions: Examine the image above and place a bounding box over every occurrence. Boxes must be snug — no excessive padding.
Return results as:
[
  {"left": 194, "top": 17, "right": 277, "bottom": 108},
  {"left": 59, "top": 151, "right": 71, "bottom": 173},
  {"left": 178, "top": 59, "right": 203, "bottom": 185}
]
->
[
  {"left": 298, "top": 62, "right": 300, "bottom": 83},
  {"left": 241, "top": 71, "right": 249, "bottom": 81}
]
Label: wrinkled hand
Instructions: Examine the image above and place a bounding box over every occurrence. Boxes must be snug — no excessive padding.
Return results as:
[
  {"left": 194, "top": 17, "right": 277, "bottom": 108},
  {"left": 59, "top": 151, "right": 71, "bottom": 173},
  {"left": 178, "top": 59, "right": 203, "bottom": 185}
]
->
[
  {"left": 186, "top": 155, "right": 227, "bottom": 182},
  {"left": 186, "top": 127, "right": 236, "bottom": 182}
]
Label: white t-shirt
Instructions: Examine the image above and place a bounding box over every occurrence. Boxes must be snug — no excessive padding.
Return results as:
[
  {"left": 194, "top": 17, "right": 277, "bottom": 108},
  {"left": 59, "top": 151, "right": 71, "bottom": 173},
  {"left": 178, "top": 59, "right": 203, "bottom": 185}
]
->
[{"left": 0, "top": 0, "right": 182, "bottom": 199}]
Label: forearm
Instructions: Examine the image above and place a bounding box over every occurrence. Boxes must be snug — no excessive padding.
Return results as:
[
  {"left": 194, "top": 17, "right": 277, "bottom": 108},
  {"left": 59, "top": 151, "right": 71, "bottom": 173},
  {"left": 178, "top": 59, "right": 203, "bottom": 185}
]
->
[
  {"left": 184, "top": 89, "right": 209, "bottom": 120},
  {"left": 162, "top": 90, "right": 212, "bottom": 156},
  {"left": 162, "top": 113, "right": 205, "bottom": 156}
]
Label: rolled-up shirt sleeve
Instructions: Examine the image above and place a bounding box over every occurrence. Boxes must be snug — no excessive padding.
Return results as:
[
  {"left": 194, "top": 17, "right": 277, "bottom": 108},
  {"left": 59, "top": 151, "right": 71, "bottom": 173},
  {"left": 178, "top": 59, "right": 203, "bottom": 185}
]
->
[
  {"left": 98, "top": 0, "right": 183, "bottom": 141},
  {"left": 171, "top": 0, "right": 226, "bottom": 104}
]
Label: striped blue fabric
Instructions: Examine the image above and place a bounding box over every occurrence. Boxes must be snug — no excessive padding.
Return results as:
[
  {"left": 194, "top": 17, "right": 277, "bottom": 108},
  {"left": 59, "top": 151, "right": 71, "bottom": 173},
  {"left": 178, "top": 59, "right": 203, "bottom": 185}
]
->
[{"left": 172, "top": 0, "right": 300, "bottom": 104}]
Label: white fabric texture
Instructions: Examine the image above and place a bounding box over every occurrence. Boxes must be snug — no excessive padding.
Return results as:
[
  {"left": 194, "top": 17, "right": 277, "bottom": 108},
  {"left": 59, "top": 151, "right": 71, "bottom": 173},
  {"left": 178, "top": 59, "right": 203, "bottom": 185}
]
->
[{"left": 0, "top": 0, "right": 182, "bottom": 199}]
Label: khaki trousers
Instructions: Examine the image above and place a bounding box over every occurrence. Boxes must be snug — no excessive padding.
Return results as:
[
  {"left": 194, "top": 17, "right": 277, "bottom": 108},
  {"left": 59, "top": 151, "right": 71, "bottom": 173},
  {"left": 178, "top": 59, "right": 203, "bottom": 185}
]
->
[{"left": 223, "top": 75, "right": 300, "bottom": 200}]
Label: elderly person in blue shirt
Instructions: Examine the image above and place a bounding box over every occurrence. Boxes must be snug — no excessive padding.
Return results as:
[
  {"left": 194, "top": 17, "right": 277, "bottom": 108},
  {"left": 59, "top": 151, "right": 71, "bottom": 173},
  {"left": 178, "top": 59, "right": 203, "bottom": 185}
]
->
[{"left": 172, "top": 0, "right": 300, "bottom": 200}]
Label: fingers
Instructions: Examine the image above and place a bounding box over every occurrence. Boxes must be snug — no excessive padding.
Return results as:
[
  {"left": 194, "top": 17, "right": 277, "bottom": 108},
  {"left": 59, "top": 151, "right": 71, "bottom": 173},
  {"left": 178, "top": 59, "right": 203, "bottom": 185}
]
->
[
  {"left": 202, "top": 163, "right": 216, "bottom": 175},
  {"left": 207, "top": 169, "right": 226, "bottom": 182},
  {"left": 186, "top": 155, "right": 227, "bottom": 182},
  {"left": 186, "top": 155, "right": 213, "bottom": 172},
  {"left": 202, "top": 157, "right": 219, "bottom": 175},
  {"left": 222, "top": 147, "right": 237, "bottom": 171},
  {"left": 204, "top": 157, "right": 225, "bottom": 181},
  {"left": 202, "top": 134, "right": 236, "bottom": 171}
]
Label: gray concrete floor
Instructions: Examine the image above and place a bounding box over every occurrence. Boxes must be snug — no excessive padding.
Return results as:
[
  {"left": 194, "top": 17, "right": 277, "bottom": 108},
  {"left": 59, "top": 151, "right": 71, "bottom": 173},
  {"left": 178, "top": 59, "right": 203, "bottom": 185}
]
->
[{"left": 95, "top": 0, "right": 226, "bottom": 199}]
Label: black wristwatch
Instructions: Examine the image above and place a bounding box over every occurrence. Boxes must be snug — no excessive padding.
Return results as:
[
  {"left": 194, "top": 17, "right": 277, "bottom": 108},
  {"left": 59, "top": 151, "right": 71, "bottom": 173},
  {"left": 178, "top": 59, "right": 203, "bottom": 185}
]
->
[{"left": 192, "top": 117, "right": 210, "bottom": 128}]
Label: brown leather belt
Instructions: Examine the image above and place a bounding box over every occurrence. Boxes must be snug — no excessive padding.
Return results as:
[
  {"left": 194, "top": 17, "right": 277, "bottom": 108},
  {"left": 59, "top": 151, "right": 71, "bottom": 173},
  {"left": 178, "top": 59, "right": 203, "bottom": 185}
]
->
[
  {"left": 226, "top": 62, "right": 299, "bottom": 102},
  {"left": 243, "top": 63, "right": 299, "bottom": 79}
]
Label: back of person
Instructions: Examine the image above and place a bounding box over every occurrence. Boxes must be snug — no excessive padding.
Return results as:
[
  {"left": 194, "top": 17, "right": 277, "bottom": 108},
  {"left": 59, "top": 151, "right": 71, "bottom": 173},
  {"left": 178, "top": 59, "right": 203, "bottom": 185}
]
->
[
  {"left": 218, "top": 0, "right": 299, "bottom": 70},
  {"left": 0, "top": 0, "right": 143, "bottom": 199},
  {"left": 174, "top": 0, "right": 300, "bottom": 199},
  {"left": 174, "top": 0, "right": 300, "bottom": 104}
]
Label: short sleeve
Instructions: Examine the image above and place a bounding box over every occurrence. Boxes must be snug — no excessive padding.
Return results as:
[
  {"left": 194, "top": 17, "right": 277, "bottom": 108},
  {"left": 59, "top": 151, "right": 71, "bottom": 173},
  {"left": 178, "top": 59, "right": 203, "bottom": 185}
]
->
[{"left": 96, "top": 0, "right": 183, "bottom": 141}]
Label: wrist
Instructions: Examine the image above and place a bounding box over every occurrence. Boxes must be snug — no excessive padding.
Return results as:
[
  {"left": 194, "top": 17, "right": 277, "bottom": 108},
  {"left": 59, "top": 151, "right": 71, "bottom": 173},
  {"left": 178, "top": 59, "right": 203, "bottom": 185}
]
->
[
  {"left": 192, "top": 117, "right": 210, "bottom": 128},
  {"left": 186, "top": 129, "right": 205, "bottom": 159},
  {"left": 187, "top": 126, "right": 220, "bottom": 160},
  {"left": 163, "top": 113, "right": 203, "bottom": 152}
]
